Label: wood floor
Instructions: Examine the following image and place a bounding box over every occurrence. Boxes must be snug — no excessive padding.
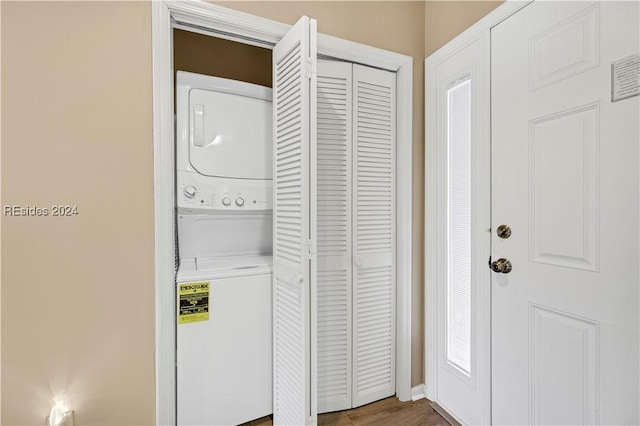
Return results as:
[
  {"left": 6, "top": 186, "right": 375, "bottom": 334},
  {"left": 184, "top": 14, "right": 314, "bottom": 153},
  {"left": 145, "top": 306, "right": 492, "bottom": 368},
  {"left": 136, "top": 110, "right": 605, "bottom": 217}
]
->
[{"left": 244, "top": 397, "right": 449, "bottom": 426}]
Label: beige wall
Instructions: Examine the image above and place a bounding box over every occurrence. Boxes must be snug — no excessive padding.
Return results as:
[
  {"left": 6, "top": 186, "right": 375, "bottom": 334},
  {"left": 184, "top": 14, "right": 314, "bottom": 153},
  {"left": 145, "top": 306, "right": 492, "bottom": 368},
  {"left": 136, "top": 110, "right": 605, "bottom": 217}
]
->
[
  {"left": 425, "top": 1, "right": 503, "bottom": 57},
  {"left": 2, "top": 1, "right": 500, "bottom": 424},
  {"left": 1, "top": 2, "right": 154, "bottom": 424}
]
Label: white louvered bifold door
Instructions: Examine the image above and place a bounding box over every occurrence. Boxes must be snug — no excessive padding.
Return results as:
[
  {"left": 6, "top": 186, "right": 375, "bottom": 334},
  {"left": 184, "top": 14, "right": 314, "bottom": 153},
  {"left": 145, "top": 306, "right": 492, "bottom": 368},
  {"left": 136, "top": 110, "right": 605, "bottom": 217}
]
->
[
  {"left": 351, "top": 64, "right": 396, "bottom": 407},
  {"left": 316, "top": 60, "right": 353, "bottom": 414},
  {"left": 272, "top": 15, "right": 317, "bottom": 426}
]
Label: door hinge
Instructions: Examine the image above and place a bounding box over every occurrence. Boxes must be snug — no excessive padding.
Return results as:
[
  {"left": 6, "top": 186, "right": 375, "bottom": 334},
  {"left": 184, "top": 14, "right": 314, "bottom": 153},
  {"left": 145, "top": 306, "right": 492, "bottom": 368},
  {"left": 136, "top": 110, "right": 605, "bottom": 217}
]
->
[
  {"left": 306, "top": 238, "right": 316, "bottom": 259},
  {"left": 305, "top": 57, "right": 316, "bottom": 79}
]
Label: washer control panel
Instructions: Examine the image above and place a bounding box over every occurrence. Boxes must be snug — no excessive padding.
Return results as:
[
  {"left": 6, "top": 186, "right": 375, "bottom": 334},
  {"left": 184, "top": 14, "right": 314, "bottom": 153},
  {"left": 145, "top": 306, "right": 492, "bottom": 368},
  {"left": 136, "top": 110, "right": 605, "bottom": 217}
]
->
[{"left": 178, "top": 172, "right": 272, "bottom": 212}]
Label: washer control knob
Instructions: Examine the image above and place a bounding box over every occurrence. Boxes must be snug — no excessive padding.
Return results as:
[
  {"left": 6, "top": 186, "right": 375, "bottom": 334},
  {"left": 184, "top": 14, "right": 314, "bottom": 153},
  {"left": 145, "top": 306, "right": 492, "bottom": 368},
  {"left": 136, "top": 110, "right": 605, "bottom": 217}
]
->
[
  {"left": 183, "top": 186, "right": 197, "bottom": 199},
  {"left": 235, "top": 197, "right": 245, "bottom": 207},
  {"left": 222, "top": 197, "right": 232, "bottom": 207}
]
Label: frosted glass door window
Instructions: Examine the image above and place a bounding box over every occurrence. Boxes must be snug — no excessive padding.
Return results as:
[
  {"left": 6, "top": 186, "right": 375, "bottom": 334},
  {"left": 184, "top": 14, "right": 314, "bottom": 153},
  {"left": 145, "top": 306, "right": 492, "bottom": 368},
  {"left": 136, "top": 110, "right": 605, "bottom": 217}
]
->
[{"left": 446, "top": 78, "right": 472, "bottom": 376}]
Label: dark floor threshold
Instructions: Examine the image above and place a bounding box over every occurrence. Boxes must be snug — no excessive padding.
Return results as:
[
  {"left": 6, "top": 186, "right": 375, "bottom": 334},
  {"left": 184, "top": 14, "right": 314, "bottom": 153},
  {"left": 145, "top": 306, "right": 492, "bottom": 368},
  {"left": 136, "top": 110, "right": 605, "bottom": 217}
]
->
[{"left": 428, "top": 401, "right": 462, "bottom": 426}]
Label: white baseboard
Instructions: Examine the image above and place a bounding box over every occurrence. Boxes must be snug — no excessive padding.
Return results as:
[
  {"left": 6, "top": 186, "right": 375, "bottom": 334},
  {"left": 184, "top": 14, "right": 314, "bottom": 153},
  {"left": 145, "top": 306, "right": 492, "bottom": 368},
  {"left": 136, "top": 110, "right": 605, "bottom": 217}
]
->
[{"left": 411, "top": 384, "right": 426, "bottom": 401}]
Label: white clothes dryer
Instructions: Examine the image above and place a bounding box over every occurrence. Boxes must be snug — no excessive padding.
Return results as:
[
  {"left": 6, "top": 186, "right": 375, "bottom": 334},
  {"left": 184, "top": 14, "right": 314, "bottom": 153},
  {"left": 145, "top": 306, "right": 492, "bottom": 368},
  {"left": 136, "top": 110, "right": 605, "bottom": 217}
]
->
[{"left": 175, "top": 71, "right": 273, "bottom": 214}]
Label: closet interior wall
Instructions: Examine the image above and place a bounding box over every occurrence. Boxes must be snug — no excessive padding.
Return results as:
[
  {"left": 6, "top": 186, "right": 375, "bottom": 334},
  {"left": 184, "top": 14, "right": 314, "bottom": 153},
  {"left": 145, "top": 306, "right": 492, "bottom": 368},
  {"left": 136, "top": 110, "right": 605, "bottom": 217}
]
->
[{"left": 173, "top": 28, "right": 272, "bottom": 89}]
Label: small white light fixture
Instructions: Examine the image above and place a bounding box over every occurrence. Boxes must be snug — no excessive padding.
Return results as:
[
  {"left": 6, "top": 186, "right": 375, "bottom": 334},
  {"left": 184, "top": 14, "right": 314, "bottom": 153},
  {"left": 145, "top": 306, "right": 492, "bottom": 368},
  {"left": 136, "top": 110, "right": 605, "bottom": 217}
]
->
[{"left": 46, "top": 399, "right": 74, "bottom": 426}]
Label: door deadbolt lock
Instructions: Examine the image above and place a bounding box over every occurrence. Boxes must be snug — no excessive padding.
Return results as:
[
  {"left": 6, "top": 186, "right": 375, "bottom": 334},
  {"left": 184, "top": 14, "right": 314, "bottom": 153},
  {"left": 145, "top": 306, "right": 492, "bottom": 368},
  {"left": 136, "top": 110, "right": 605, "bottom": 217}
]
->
[
  {"left": 491, "top": 258, "right": 512, "bottom": 274},
  {"left": 496, "top": 224, "right": 512, "bottom": 239}
]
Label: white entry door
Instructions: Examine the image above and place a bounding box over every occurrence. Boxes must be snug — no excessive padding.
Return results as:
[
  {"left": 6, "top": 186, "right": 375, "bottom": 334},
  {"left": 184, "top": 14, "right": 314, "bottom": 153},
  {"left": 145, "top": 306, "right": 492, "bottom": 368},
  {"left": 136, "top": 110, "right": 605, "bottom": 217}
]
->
[{"left": 492, "top": 1, "right": 639, "bottom": 424}]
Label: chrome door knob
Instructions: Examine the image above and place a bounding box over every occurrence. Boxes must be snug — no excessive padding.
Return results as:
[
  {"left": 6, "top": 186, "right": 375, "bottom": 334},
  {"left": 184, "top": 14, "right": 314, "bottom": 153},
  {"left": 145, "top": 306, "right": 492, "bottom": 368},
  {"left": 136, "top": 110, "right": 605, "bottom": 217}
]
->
[{"left": 491, "top": 258, "right": 512, "bottom": 274}]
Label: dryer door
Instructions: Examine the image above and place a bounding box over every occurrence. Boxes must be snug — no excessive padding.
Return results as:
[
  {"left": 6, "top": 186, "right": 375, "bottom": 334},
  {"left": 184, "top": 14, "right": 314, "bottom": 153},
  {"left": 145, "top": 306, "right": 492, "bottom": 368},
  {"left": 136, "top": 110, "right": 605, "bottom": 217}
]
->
[{"left": 189, "top": 84, "right": 272, "bottom": 180}]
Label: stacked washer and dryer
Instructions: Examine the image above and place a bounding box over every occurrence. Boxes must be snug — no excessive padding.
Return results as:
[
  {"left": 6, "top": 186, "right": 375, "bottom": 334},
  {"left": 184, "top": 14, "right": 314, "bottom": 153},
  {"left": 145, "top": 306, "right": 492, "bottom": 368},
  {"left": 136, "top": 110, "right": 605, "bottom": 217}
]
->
[{"left": 175, "top": 71, "right": 273, "bottom": 425}]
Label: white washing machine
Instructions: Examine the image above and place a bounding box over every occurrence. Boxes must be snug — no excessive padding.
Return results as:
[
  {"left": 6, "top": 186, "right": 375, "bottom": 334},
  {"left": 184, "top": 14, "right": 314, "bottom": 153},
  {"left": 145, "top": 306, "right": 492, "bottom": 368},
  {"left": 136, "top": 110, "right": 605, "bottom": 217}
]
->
[
  {"left": 175, "top": 71, "right": 273, "bottom": 425},
  {"left": 177, "top": 254, "right": 272, "bottom": 426},
  {"left": 176, "top": 214, "right": 273, "bottom": 425}
]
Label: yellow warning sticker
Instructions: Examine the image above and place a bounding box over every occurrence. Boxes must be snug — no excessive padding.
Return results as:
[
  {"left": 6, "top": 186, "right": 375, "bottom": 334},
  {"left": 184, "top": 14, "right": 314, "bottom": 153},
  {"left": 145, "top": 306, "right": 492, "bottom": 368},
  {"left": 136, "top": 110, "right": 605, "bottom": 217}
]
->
[{"left": 178, "top": 281, "right": 210, "bottom": 324}]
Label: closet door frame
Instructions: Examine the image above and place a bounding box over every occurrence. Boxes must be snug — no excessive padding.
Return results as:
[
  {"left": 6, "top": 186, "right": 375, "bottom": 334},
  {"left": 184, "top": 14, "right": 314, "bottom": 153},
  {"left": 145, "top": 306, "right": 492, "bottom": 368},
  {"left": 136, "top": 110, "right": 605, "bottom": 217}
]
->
[{"left": 152, "top": 1, "right": 413, "bottom": 423}]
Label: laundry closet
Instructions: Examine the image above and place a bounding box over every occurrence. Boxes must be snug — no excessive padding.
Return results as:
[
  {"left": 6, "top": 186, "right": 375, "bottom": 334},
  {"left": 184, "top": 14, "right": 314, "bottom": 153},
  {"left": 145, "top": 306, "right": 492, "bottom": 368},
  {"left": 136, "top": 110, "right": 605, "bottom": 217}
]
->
[{"left": 173, "top": 22, "right": 397, "bottom": 425}]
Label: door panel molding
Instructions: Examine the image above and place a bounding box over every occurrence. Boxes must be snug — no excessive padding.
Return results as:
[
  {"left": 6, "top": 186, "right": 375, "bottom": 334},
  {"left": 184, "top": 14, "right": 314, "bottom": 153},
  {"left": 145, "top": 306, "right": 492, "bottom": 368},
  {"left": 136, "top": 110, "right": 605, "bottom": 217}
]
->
[
  {"left": 529, "top": 102, "right": 600, "bottom": 272},
  {"left": 529, "top": 303, "right": 599, "bottom": 425},
  {"left": 529, "top": 3, "right": 600, "bottom": 91}
]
